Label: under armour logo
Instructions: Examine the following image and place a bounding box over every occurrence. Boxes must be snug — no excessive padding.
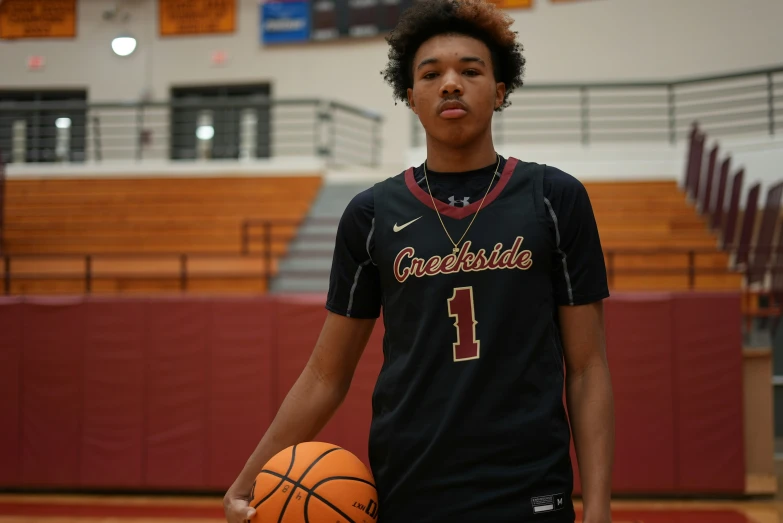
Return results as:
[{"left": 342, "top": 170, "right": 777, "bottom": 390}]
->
[{"left": 448, "top": 195, "right": 470, "bottom": 207}]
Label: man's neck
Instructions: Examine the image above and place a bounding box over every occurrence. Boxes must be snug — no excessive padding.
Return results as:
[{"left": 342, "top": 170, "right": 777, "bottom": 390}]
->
[{"left": 424, "top": 134, "right": 497, "bottom": 173}]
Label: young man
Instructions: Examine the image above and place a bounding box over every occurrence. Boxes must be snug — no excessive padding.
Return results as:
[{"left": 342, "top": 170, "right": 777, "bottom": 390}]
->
[{"left": 224, "top": 0, "right": 614, "bottom": 521}]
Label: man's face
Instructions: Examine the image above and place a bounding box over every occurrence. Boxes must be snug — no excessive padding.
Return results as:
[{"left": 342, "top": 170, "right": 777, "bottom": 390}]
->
[{"left": 407, "top": 33, "right": 505, "bottom": 149}]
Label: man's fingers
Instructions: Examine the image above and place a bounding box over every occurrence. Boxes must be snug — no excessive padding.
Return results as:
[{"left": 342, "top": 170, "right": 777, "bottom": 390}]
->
[{"left": 226, "top": 499, "right": 254, "bottom": 523}]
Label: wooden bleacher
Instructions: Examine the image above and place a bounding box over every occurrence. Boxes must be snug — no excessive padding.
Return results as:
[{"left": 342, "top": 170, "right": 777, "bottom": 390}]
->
[
  {"left": 1, "top": 176, "right": 741, "bottom": 294},
  {"left": 585, "top": 180, "right": 741, "bottom": 291},
  {"left": 2, "top": 176, "right": 322, "bottom": 294}
]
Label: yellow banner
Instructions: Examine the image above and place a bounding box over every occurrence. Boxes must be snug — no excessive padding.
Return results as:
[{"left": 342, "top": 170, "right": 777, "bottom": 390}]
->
[
  {"left": 0, "top": 0, "right": 76, "bottom": 40},
  {"left": 159, "top": 0, "right": 236, "bottom": 36}
]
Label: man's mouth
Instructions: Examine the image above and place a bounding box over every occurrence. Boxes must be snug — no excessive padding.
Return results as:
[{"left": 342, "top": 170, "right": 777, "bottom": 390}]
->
[{"left": 439, "top": 100, "right": 468, "bottom": 119}]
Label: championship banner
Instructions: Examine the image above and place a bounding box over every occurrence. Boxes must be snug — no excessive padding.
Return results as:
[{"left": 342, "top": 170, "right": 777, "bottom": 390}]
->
[
  {"left": 262, "top": 1, "right": 310, "bottom": 45},
  {"left": 159, "top": 0, "right": 236, "bottom": 37},
  {"left": 0, "top": 0, "right": 76, "bottom": 40},
  {"left": 487, "top": 0, "right": 532, "bottom": 9}
]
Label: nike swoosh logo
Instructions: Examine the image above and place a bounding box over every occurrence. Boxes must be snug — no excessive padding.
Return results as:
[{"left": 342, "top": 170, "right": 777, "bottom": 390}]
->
[{"left": 393, "top": 216, "right": 422, "bottom": 232}]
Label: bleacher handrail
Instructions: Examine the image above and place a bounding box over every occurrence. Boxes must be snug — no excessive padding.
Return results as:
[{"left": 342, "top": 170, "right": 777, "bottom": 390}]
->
[
  {"left": 519, "top": 65, "right": 783, "bottom": 90},
  {"left": 0, "top": 97, "right": 383, "bottom": 167},
  {"left": 3, "top": 215, "right": 782, "bottom": 298},
  {"left": 683, "top": 120, "right": 783, "bottom": 327},
  {"left": 0, "top": 149, "right": 4, "bottom": 256},
  {"left": 2, "top": 216, "right": 779, "bottom": 319},
  {"left": 413, "top": 64, "right": 783, "bottom": 146},
  {"left": 3, "top": 245, "right": 780, "bottom": 294}
]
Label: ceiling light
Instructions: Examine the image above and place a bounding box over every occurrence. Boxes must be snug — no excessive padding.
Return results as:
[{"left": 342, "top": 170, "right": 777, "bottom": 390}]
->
[{"left": 111, "top": 36, "right": 137, "bottom": 57}]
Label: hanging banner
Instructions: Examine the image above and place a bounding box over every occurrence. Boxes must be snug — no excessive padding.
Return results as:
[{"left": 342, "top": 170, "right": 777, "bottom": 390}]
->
[
  {"left": 487, "top": 0, "right": 532, "bottom": 8},
  {"left": 159, "top": 0, "right": 236, "bottom": 37},
  {"left": 0, "top": 0, "right": 76, "bottom": 40},
  {"left": 261, "top": 1, "right": 310, "bottom": 45}
]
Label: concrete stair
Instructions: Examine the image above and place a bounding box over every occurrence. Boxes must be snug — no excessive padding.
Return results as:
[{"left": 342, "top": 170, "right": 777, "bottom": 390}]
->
[{"left": 270, "top": 183, "right": 371, "bottom": 293}]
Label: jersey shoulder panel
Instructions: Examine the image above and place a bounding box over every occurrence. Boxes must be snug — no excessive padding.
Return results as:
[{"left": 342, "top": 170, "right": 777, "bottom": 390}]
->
[{"left": 505, "top": 158, "right": 550, "bottom": 229}]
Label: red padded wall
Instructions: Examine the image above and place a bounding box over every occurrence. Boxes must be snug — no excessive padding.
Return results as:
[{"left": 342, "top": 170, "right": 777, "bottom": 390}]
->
[
  {"left": 604, "top": 294, "right": 676, "bottom": 492},
  {"left": 274, "top": 296, "right": 343, "bottom": 449},
  {"left": 0, "top": 292, "right": 746, "bottom": 494},
  {"left": 0, "top": 297, "right": 23, "bottom": 486},
  {"left": 206, "top": 298, "right": 276, "bottom": 489},
  {"left": 21, "top": 298, "right": 86, "bottom": 487},
  {"left": 673, "top": 292, "right": 745, "bottom": 492},
  {"left": 80, "top": 299, "right": 146, "bottom": 488},
  {"left": 144, "top": 299, "right": 210, "bottom": 488}
]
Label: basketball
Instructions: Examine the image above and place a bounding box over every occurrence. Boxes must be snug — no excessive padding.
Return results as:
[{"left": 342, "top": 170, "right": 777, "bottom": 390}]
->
[{"left": 248, "top": 442, "right": 378, "bottom": 523}]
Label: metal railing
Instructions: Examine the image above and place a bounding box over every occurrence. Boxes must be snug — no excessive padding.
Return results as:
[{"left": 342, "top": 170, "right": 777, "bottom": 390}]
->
[
  {"left": 3, "top": 218, "right": 781, "bottom": 322},
  {"left": 2, "top": 219, "right": 313, "bottom": 294},
  {"left": 241, "top": 217, "right": 312, "bottom": 250},
  {"left": 0, "top": 149, "right": 5, "bottom": 256},
  {"left": 604, "top": 246, "right": 781, "bottom": 290},
  {"left": 0, "top": 98, "right": 383, "bottom": 167},
  {"left": 682, "top": 121, "right": 783, "bottom": 288},
  {"left": 1, "top": 244, "right": 773, "bottom": 296},
  {"left": 2, "top": 252, "right": 273, "bottom": 294},
  {"left": 413, "top": 65, "right": 783, "bottom": 146}
]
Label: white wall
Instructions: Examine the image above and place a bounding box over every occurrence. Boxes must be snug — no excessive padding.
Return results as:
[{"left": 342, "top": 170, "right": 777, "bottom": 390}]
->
[
  {"left": 0, "top": 0, "right": 782, "bottom": 171},
  {"left": 405, "top": 135, "right": 783, "bottom": 206}
]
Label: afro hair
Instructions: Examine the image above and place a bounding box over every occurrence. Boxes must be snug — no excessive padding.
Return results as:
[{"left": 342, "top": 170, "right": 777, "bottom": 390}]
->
[{"left": 381, "top": 0, "right": 526, "bottom": 111}]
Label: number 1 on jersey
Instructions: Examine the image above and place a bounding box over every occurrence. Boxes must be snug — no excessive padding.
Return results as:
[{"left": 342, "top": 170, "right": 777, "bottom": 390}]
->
[{"left": 447, "top": 286, "right": 480, "bottom": 361}]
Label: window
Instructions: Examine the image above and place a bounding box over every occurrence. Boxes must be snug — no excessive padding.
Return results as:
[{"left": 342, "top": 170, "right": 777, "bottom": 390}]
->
[
  {"left": 170, "top": 84, "right": 271, "bottom": 160},
  {"left": 0, "top": 90, "right": 87, "bottom": 163}
]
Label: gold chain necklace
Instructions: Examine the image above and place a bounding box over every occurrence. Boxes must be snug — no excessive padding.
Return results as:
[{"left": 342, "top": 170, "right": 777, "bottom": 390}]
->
[{"left": 423, "top": 154, "right": 500, "bottom": 255}]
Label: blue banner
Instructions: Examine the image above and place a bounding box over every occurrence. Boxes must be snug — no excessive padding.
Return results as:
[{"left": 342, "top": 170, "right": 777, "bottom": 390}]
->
[{"left": 261, "top": 1, "right": 311, "bottom": 45}]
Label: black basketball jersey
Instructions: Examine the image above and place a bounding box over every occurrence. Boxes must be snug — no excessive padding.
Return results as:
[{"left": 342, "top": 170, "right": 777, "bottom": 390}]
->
[{"left": 363, "top": 158, "right": 572, "bottom": 523}]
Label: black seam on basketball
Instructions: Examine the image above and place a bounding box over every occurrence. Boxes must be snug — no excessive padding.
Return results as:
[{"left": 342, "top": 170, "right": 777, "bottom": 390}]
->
[
  {"left": 294, "top": 447, "right": 343, "bottom": 483},
  {"left": 309, "top": 475, "right": 377, "bottom": 490},
  {"left": 257, "top": 473, "right": 367, "bottom": 523},
  {"left": 255, "top": 451, "right": 372, "bottom": 523},
  {"left": 253, "top": 445, "right": 297, "bottom": 510},
  {"left": 259, "top": 470, "right": 287, "bottom": 481},
  {"left": 277, "top": 485, "right": 301, "bottom": 523},
  {"left": 303, "top": 485, "right": 357, "bottom": 523},
  {"left": 256, "top": 467, "right": 376, "bottom": 495},
  {"left": 304, "top": 475, "right": 378, "bottom": 523},
  {"left": 277, "top": 447, "right": 342, "bottom": 523}
]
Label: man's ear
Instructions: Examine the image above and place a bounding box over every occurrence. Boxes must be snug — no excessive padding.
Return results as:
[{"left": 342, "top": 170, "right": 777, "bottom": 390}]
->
[
  {"left": 495, "top": 82, "right": 506, "bottom": 110},
  {"left": 407, "top": 87, "right": 418, "bottom": 114}
]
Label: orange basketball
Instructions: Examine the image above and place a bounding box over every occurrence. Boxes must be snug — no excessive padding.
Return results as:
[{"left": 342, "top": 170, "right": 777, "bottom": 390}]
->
[{"left": 248, "top": 441, "right": 378, "bottom": 523}]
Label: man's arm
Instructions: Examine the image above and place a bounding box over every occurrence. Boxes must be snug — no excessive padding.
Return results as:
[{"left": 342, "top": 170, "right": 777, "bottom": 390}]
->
[
  {"left": 223, "top": 311, "right": 376, "bottom": 523},
  {"left": 560, "top": 301, "right": 614, "bottom": 523},
  {"left": 225, "top": 186, "right": 379, "bottom": 522}
]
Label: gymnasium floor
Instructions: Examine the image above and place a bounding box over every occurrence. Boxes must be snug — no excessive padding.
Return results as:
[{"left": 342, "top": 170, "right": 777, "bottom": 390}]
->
[{"left": 1, "top": 495, "right": 782, "bottom": 523}]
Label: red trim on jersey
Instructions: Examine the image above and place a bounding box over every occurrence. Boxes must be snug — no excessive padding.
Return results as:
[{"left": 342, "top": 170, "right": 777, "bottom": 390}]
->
[{"left": 405, "top": 156, "right": 518, "bottom": 220}]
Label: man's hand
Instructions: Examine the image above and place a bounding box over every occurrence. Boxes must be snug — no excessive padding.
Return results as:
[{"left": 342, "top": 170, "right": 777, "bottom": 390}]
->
[{"left": 224, "top": 490, "right": 257, "bottom": 523}]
